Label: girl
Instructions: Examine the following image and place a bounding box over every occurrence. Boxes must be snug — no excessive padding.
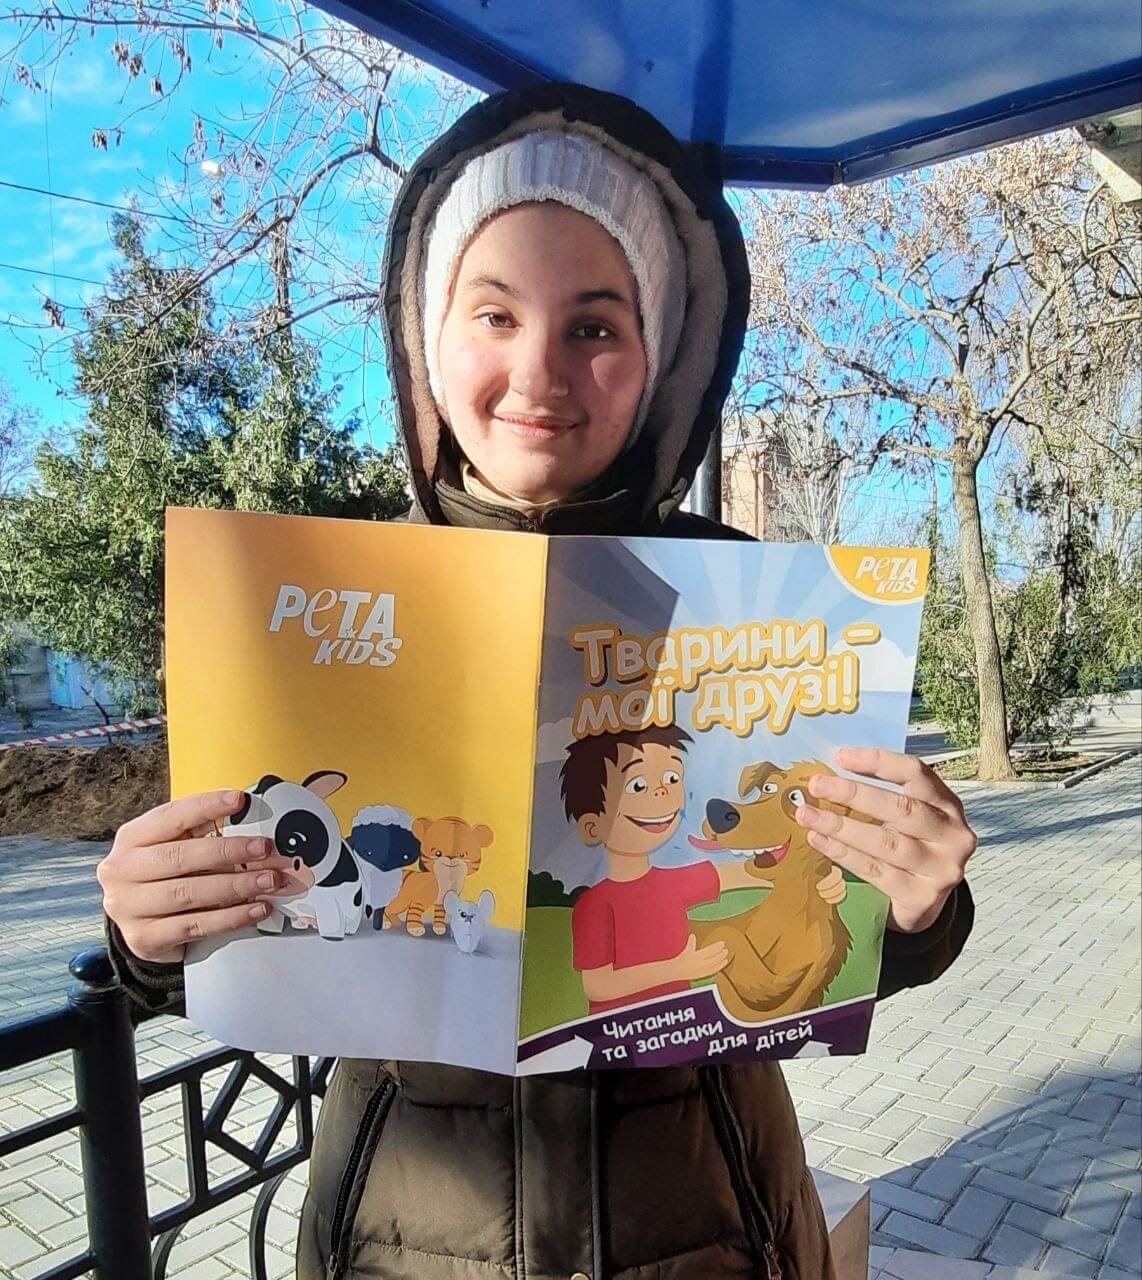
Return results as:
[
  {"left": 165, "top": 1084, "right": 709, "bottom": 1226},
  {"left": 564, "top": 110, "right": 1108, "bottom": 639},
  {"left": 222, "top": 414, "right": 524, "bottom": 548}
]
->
[{"left": 99, "top": 82, "right": 977, "bottom": 1279}]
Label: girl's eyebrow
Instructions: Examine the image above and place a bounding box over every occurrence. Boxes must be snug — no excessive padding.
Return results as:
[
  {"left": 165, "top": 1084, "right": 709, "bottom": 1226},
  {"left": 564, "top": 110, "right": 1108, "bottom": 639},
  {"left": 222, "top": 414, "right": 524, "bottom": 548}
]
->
[
  {"left": 463, "top": 275, "right": 634, "bottom": 309},
  {"left": 575, "top": 288, "right": 634, "bottom": 309},
  {"left": 465, "top": 274, "right": 518, "bottom": 296}
]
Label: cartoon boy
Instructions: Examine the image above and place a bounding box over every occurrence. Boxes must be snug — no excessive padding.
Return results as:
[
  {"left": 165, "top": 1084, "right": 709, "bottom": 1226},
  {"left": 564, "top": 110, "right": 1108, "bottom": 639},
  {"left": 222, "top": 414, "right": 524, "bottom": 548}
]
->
[{"left": 561, "top": 726, "right": 761, "bottom": 1013}]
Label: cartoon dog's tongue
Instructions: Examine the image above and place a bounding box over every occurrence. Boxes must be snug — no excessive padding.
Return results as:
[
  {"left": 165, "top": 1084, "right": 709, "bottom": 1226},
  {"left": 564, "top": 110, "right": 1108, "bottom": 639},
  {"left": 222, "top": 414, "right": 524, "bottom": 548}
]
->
[
  {"left": 753, "top": 842, "right": 790, "bottom": 869},
  {"left": 688, "top": 834, "right": 724, "bottom": 852}
]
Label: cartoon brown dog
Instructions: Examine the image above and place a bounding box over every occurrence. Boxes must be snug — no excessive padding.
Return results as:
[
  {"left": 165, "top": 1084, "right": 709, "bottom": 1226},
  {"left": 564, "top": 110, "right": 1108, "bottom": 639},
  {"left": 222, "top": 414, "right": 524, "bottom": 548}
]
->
[{"left": 689, "top": 761, "right": 854, "bottom": 1022}]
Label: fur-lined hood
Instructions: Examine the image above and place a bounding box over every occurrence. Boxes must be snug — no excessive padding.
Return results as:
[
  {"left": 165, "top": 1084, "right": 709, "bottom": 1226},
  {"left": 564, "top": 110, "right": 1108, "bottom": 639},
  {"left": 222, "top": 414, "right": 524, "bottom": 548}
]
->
[{"left": 380, "top": 82, "right": 750, "bottom": 534}]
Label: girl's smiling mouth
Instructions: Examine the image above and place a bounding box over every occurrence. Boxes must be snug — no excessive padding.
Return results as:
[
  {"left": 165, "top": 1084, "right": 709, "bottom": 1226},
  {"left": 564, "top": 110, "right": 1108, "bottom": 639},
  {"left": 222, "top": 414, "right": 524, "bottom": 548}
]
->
[{"left": 495, "top": 413, "right": 579, "bottom": 438}]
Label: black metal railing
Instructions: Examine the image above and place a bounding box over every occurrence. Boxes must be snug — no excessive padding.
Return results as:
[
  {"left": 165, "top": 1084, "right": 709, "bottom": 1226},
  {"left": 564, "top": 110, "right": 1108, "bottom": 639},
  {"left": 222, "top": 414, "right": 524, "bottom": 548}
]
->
[{"left": 0, "top": 948, "right": 332, "bottom": 1280}]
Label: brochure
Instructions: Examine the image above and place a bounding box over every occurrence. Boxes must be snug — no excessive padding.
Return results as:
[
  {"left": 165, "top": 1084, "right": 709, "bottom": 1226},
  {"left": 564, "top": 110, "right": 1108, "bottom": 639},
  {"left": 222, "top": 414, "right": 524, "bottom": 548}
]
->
[{"left": 166, "top": 507, "right": 929, "bottom": 1075}]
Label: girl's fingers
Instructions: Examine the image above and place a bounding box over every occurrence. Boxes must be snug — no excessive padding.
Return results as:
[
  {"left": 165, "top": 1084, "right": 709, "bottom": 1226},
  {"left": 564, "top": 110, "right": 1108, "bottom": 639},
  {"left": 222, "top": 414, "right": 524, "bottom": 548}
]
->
[
  {"left": 802, "top": 815, "right": 970, "bottom": 932},
  {"left": 795, "top": 803, "right": 940, "bottom": 877},
  {"left": 807, "top": 772, "right": 951, "bottom": 841},
  {"left": 801, "top": 827, "right": 909, "bottom": 899},
  {"left": 123, "top": 868, "right": 286, "bottom": 918},
  {"left": 802, "top": 751, "right": 978, "bottom": 936},
  {"left": 127, "top": 836, "right": 285, "bottom": 883},
  {"left": 834, "top": 746, "right": 925, "bottom": 785},
  {"left": 128, "top": 901, "right": 270, "bottom": 963},
  {"left": 835, "top": 747, "right": 963, "bottom": 817},
  {"left": 117, "top": 790, "right": 247, "bottom": 849},
  {"left": 803, "top": 827, "right": 950, "bottom": 933}
]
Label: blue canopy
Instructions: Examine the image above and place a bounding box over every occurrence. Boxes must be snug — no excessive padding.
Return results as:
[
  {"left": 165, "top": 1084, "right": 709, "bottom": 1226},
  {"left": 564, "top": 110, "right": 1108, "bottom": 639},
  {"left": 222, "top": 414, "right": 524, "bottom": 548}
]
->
[{"left": 315, "top": 0, "right": 1141, "bottom": 188}]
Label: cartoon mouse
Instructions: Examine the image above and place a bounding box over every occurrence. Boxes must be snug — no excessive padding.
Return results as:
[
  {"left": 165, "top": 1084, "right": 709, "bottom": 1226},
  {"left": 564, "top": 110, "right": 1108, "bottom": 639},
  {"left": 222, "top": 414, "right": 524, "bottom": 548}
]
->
[{"left": 443, "top": 889, "right": 496, "bottom": 954}]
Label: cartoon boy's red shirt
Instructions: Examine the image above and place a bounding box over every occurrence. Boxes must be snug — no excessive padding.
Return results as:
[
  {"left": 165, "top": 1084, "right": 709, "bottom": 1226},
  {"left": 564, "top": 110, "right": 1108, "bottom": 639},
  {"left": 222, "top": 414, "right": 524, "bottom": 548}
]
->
[{"left": 572, "top": 862, "right": 721, "bottom": 1013}]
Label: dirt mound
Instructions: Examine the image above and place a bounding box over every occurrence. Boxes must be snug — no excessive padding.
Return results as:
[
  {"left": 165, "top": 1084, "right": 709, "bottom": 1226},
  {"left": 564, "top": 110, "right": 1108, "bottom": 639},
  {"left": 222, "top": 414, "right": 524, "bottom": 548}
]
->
[{"left": 0, "top": 738, "right": 169, "bottom": 841}]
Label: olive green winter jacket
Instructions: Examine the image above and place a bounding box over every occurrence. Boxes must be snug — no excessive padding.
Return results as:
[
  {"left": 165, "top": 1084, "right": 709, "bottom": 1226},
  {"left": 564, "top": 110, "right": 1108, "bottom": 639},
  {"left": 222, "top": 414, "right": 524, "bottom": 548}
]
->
[{"left": 108, "top": 82, "right": 974, "bottom": 1280}]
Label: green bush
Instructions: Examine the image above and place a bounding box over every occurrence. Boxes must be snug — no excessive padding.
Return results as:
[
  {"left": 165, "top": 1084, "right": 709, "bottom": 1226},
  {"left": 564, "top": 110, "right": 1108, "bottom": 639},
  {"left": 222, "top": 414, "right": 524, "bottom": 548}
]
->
[
  {"left": 918, "top": 550, "right": 1141, "bottom": 751},
  {"left": 0, "top": 218, "right": 409, "bottom": 705}
]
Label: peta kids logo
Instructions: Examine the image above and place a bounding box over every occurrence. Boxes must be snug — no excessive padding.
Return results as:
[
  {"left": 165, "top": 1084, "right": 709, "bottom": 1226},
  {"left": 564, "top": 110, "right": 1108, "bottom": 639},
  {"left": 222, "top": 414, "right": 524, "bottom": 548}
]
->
[
  {"left": 826, "top": 547, "right": 929, "bottom": 604},
  {"left": 853, "top": 554, "right": 921, "bottom": 597},
  {"left": 269, "top": 585, "right": 404, "bottom": 668}
]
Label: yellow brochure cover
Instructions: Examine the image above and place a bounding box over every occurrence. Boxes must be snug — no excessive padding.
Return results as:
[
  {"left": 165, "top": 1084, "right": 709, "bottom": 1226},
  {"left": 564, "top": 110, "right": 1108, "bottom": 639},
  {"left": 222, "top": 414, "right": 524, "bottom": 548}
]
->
[{"left": 167, "top": 507, "right": 547, "bottom": 1075}]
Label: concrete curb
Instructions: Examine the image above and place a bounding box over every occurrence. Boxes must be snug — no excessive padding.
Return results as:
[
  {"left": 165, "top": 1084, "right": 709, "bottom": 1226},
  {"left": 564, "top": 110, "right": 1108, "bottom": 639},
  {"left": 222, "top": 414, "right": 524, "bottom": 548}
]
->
[
  {"left": 937, "top": 747, "right": 1140, "bottom": 794},
  {"left": 1058, "top": 746, "right": 1140, "bottom": 788},
  {"left": 917, "top": 747, "right": 974, "bottom": 766}
]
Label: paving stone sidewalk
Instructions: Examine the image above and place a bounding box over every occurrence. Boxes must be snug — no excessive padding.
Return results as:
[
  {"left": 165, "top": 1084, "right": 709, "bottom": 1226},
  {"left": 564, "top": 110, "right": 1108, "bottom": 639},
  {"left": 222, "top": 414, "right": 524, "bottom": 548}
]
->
[
  {"left": 0, "top": 757, "right": 1139, "bottom": 1278},
  {"left": 785, "top": 755, "right": 1142, "bottom": 1277}
]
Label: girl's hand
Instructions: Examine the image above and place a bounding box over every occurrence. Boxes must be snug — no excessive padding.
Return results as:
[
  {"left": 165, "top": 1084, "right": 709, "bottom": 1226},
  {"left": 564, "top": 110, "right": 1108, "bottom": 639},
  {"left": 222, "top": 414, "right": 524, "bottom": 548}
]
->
[
  {"left": 794, "top": 747, "right": 977, "bottom": 934},
  {"left": 97, "top": 790, "right": 295, "bottom": 964}
]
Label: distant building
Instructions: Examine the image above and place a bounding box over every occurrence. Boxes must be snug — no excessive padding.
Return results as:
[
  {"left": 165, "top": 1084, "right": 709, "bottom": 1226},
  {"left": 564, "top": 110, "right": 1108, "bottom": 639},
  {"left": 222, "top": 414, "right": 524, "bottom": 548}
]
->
[
  {"left": 1078, "top": 108, "right": 1141, "bottom": 207},
  {"left": 723, "top": 441, "right": 793, "bottom": 541},
  {"left": 2, "top": 624, "right": 117, "bottom": 712},
  {"left": 722, "top": 434, "right": 845, "bottom": 543}
]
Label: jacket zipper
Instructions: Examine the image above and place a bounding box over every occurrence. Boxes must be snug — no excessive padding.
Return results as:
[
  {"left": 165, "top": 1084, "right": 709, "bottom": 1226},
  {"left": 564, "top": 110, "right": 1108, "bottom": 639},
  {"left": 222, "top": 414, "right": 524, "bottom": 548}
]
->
[
  {"left": 327, "top": 1078, "right": 397, "bottom": 1278},
  {"left": 588, "top": 1071, "right": 604, "bottom": 1280},
  {"left": 699, "top": 1070, "right": 782, "bottom": 1280}
]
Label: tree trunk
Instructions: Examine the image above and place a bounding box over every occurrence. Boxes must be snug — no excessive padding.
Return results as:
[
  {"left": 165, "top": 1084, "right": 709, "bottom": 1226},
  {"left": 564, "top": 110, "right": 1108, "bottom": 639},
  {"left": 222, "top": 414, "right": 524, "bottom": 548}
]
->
[{"left": 951, "top": 448, "right": 1015, "bottom": 780}]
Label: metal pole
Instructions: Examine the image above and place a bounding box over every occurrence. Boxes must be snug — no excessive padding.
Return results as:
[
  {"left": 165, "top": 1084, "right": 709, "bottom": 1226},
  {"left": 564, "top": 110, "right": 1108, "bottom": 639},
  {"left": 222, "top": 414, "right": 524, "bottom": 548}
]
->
[
  {"left": 692, "top": 430, "right": 722, "bottom": 522},
  {"left": 69, "top": 948, "right": 154, "bottom": 1280},
  {"left": 688, "top": 140, "right": 725, "bottom": 524}
]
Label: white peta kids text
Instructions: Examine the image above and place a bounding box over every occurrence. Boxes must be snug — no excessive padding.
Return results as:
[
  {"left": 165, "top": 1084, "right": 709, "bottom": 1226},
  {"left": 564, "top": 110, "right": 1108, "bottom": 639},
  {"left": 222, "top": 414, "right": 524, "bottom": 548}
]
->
[{"left": 269, "top": 585, "right": 403, "bottom": 668}]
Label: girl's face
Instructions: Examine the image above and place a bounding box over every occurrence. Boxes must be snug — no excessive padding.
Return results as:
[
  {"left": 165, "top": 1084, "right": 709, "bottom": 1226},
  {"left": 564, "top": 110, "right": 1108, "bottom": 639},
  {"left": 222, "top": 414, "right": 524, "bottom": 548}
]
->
[{"left": 436, "top": 203, "right": 647, "bottom": 504}]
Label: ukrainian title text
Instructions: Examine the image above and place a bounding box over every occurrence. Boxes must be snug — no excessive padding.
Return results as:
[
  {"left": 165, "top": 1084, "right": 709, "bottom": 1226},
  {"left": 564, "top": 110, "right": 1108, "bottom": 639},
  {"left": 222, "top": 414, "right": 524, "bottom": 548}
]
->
[{"left": 571, "top": 618, "right": 882, "bottom": 739}]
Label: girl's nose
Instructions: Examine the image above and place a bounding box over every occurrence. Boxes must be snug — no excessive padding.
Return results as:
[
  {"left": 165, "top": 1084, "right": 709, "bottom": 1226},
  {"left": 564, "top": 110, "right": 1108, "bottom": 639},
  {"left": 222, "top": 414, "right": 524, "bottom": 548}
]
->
[{"left": 510, "top": 328, "right": 570, "bottom": 401}]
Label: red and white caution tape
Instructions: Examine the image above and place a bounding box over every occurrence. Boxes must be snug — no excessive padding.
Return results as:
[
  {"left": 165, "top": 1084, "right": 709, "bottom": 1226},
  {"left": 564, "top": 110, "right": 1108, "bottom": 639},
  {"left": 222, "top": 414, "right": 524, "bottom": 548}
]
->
[{"left": 0, "top": 715, "right": 167, "bottom": 750}]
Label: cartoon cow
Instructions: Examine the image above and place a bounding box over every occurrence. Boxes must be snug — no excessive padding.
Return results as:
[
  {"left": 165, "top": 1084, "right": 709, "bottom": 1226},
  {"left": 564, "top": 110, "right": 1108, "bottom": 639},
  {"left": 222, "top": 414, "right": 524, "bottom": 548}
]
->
[{"left": 224, "top": 772, "right": 415, "bottom": 940}]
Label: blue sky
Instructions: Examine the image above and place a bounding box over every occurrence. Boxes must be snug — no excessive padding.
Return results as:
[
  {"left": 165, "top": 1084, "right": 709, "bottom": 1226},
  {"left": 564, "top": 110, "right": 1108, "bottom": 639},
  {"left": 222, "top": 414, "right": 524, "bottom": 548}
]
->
[
  {"left": 3, "top": 19, "right": 207, "bottom": 405},
  {"left": 0, "top": 43, "right": 161, "bottom": 421},
  {"left": 0, "top": 0, "right": 452, "bottom": 447},
  {"left": 0, "top": 0, "right": 969, "bottom": 539}
]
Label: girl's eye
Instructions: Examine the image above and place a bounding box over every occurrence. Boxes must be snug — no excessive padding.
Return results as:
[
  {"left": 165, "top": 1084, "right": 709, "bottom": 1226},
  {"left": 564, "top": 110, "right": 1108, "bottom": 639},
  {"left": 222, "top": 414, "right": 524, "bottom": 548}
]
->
[
  {"left": 573, "top": 322, "right": 614, "bottom": 340},
  {"left": 478, "top": 312, "right": 514, "bottom": 330},
  {"left": 663, "top": 770, "right": 681, "bottom": 785},
  {"left": 624, "top": 776, "right": 648, "bottom": 795}
]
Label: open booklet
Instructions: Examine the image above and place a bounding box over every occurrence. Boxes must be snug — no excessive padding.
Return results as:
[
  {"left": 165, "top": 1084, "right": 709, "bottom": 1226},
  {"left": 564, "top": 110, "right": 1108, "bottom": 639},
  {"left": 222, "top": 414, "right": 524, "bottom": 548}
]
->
[{"left": 167, "top": 508, "right": 929, "bottom": 1076}]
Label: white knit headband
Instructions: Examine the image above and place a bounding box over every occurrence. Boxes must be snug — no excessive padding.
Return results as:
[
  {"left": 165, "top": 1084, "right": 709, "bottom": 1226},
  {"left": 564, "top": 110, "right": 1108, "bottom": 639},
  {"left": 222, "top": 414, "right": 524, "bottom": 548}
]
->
[{"left": 421, "top": 130, "right": 687, "bottom": 441}]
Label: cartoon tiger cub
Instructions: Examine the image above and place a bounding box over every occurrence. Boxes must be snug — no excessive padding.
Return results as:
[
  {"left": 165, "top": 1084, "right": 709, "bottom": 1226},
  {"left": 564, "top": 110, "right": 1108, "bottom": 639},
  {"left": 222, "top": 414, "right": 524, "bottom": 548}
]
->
[{"left": 382, "top": 815, "right": 493, "bottom": 937}]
